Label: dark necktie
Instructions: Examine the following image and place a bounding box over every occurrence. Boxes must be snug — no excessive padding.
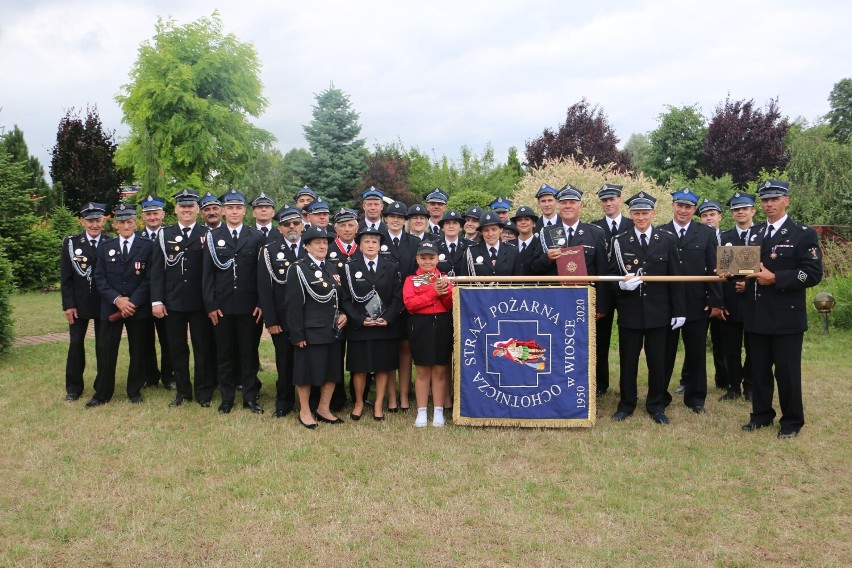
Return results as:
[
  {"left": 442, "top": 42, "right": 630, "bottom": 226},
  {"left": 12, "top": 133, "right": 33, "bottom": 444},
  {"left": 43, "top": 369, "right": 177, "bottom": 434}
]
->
[
  {"left": 393, "top": 237, "right": 400, "bottom": 248},
  {"left": 150, "top": 231, "right": 157, "bottom": 241},
  {"left": 370, "top": 224, "right": 376, "bottom": 231},
  {"left": 679, "top": 227, "right": 686, "bottom": 240},
  {"left": 740, "top": 231, "right": 747, "bottom": 245},
  {"left": 261, "top": 226, "right": 268, "bottom": 237},
  {"left": 232, "top": 229, "right": 238, "bottom": 242},
  {"left": 521, "top": 241, "right": 527, "bottom": 252},
  {"left": 122, "top": 239, "right": 129, "bottom": 259},
  {"left": 640, "top": 232, "right": 648, "bottom": 253},
  {"left": 90, "top": 239, "right": 97, "bottom": 250},
  {"left": 611, "top": 220, "right": 618, "bottom": 234},
  {"left": 182, "top": 227, "right": 191, "bottom": 239},
  {"left": 368, "top": 260, "right": 375, "bottom": 275},
  {"left": 319, "top": 261, "right": 326, "bottom": 273},
  {"left": 567, "top": 227, "right": 574, "bottom": 245},
  {"left": 546, "top": 220, "right": 553, "bottom": 227},
  {"left": 345, "top": 243, "right": 351, "bottom": 254},
  {"left": 489, "top": 246, "right": 497, "bottom": 265},
  {"left": 449, "top": 242, "right": 456, "bottom": 255},
  {"left": 432, "top": 226, "right": 440, "bottom": 235},
  {"left": 766, "top": 225, "right": 774, "bottom": 239},
  {"left": 291, "top": 243, "right": 298, "bottom": 253}
]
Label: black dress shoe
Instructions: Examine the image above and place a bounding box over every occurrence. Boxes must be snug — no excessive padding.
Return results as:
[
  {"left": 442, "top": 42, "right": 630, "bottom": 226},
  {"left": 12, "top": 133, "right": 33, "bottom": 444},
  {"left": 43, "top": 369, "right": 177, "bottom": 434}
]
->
[
  {"left": 690, "top": 405, "right": 706, "bottom": 414},
  {"left": 387, "top": 407, "right": 399, "bottom": 413},
  {"left": 741, "top": 420, "right": 773, "bottom": 431},
  {"left": 350, "top": 411, "right": 362, "bottom": 421},
  {"left": 374, "top": 413, "right": 385, "bottom": 422},
  {"left": 243, "top": 401, "right": 264, "bottom": 414},
  {"left": 743, "top": 391, "right": 752, "bottom": 402},
  {"left": 198, "top": 400, "right": 211, "bottom": 408},
  {"left": 218, "top": 402, "right": 233, "bottom": 414},
  {"left": 718, "top": 390, "right": 740, "bottom": 401},
  {"left": 273, "top": 409, "right": 289, "bottom": 418},
  {"left": 298, "top": 416, "right": 317, "bottom": 429},
  {"left": 168, "top": 397, "right": 184, "bottom": 408},
  {"left": 778, "top": 428, "right": 799, "bottom": 439},
  {"left": 315, "top": 414, "right": 344, "bottom": 424},
  {"left": 129, "top": 396, "right": 143, "bottom": 404},
  {"left": 611, "top": 410, "right": 630, "bottom": 421},
  {"left": 674, "top": 385, "right": 685, "bottom": 394},
  {"left": 652, "top": 412, "right": 670, "bottom": 425},
  {"left": 166, "top": 382, "right": 177, "bottom": 391},
  {"left": 84, "top": 397, "right": 104, "bottom": 408},
  {"left": 399, "top": 406, "right": 410, "bottom": 413},
  {"left": 66, "top": 393, "right": 81, "bottom": 401}
]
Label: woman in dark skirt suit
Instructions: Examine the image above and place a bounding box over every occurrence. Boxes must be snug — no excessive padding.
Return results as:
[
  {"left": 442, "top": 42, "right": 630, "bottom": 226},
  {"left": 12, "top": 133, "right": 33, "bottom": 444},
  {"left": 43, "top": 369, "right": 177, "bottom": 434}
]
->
[
  {"left": 285, "top": 226, "right": 348, "bottom": 428},
  {"left": 341, "top": 227, "right": 404, "bottom": 421},
  {"left": 402, "top": 240, "right": 454, "bottom": 428}
]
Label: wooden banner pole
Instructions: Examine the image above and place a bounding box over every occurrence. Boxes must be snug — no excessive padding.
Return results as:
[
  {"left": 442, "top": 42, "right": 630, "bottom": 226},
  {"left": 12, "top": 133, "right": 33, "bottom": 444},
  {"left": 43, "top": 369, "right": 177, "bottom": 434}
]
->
[{"left": 448, "top": 275, "right": 724, "bottom": 283}]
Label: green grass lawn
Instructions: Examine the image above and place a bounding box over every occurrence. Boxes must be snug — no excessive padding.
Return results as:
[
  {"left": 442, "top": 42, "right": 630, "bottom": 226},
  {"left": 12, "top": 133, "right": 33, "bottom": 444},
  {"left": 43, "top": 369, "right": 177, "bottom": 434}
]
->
[
  {"left": 10, "top": 290, "right": 68, "bottom": 337},
  {"left": 1, "top": 293, "right": 850, "bottom": 566}
]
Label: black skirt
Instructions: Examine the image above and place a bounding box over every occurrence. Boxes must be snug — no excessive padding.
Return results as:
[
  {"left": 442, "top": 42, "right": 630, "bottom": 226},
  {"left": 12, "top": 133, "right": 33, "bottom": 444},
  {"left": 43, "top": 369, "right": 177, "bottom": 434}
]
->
[
  {"left": 408, "top": 312, "right": 452, "bottom": 366},
  {"left": 346, "top": 338, "right": 400, "bottom": 373},
  {"left": 293, "top": 342, "right": 343, "bottom": 386}
]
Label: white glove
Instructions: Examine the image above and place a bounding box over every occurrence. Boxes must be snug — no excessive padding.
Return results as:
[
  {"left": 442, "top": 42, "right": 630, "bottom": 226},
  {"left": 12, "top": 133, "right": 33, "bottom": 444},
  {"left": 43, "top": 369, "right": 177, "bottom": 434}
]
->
[
  {"left": 619, "top": 275, "right": 642, "bottom": 291},
  {"left": 671, "top": 317, "right": 686, "bottom": 330}
]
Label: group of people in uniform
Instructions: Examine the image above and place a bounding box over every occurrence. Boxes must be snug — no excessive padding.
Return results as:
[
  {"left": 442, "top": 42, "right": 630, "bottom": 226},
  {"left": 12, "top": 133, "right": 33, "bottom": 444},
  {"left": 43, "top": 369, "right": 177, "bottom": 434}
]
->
[{"left": 60, "top": 178, "right": 822, "bottom": 437}]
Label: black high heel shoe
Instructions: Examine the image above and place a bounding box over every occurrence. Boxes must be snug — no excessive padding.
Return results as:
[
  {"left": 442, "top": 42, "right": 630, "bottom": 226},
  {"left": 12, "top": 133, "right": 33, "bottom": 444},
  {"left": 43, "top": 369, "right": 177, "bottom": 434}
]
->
[{"left": 298, "top": 416, "right": 317, "bottom": 429}]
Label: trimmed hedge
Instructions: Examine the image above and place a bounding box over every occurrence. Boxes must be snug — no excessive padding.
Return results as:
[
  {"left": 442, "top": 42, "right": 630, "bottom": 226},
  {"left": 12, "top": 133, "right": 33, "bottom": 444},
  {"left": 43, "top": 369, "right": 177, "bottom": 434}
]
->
[{"left": 0, "top": 249, "right": 14, "bottom": 355}]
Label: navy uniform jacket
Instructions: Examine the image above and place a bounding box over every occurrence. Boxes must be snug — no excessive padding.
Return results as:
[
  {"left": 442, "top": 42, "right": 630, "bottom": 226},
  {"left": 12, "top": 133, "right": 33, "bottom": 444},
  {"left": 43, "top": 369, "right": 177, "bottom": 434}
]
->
[
  {"left": 285, "top": 257, "right": 342, "bottom": 345},
  {"left": 719, "top": 223, "right": 763, "bottom": 322},
  {"left": 358, "top": 219, "right": 388, "bottom": 234},
  {"left": 327, "top": 239, "right": 362, "bottom": 277},
  {"left": 592, "top": 216, "right": 634, "bottom": 252},
  {"left": 61, "top": 232, "right": 112, "bottom": 320},
  {"left": 466, "top": 241, "right": 523, "bottom": 276},
  {"left": 436, "top": 238, "right": 474, "bottom": 276},
  {"left": 138, "top": 228, "right": 162, "bottom": 241},
  {"left": 257, "top": 233, "right": 307, "bottom": 330},
  {"left": 605, "top": 228, "right": 685, "bottom": 330},
  {"left": 201, "top": 225, "right": 264, "bottom": 315},
  {"left": 744, "top": 217, "right": 822, "bottom": 334},
  {"left": 149, "top": 224, "right": 207, "bottom": 312},
  {"left": 94, "top": 236, "right": 154, "bottom": 320},
  {"left": 659, "top": 221, "right": 723, "bottom": 320},
  {"left": 510, "top": 235, "right": 543, "bottom": 275},
  {"left": 528, "top": 222, "right": 608, "bottom": 277},
  {"left": 380, "top": 232, "right": 420, "bottom": 280},
  {"left": 340, "top": 256, "right": 404, "bottom": 340}
]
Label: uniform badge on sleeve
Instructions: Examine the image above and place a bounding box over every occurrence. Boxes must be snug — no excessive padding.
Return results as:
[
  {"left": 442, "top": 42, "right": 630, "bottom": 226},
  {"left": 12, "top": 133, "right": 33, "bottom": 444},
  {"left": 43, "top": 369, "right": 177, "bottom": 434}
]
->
[{"left": 797, "top": 270, "right": 807, "bottom": 283}]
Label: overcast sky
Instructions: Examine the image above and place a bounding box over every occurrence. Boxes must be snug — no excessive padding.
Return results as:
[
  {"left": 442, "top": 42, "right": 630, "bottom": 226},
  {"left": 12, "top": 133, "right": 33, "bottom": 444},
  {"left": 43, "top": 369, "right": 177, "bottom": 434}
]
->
[{"left": 2, "top": 0, "right": 851, "bottom": 179}]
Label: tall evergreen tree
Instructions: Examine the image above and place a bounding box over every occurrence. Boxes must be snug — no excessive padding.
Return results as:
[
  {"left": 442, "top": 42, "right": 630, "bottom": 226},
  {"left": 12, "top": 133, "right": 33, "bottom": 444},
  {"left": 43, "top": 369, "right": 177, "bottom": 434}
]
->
[
  {"left": 0, "top": 125, "right": 54, "bottom": 213},
  {"left": 50, "top": 106, "right": 127, "bottom": 212},
  {"left": 300, "top": 84, "right": 367, "bottom": 208}
]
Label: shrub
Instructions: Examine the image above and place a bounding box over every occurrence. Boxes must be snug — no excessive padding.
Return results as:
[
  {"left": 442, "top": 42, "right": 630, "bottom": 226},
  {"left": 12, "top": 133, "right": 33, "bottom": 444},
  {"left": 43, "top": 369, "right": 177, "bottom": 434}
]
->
[
  {"left": 0, "top": 249, "right": 14, "bottom": 355},
  {"left": 807, "top": 275, "right": 852, "bottom": 331},
  {"left": 446, "top": 189, "right": 496, "bottom": 214}
]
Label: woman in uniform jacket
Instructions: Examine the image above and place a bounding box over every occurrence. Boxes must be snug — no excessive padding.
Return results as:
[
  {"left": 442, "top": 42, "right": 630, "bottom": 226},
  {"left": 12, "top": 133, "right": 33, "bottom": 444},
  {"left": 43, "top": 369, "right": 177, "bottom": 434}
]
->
[
  {"left": 341, "top": 227, "right": 404, "bottom": 421},
  {"left": 285, "top": 226, "right": 348, "bottom": 429}
]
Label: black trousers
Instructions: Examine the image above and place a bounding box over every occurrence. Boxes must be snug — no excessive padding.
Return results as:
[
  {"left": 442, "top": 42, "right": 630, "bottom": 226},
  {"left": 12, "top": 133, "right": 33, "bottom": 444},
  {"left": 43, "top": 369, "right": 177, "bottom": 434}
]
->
[
  {"left": 665, "top": 317, "right": 708, "bottom": 408},
  {"left": 66, "top": 317, "right": 102, "bottom": 396},
  {"left": 617, "top": 326, "right": 669, "bottom": 415},
  {"left": 270, "top": 331, "right": 295, "bottom": 414},
  {"left": 747, "top": 332, "right": 804, "bottom": 431},
  {"left": 164, "top": 310, "right": 217, "bottom": 402},
  {"left": 721, "top": 319, "right": 752, "bottom": 395},
  {"left": 214, "top": 314, "right": 259, "bottom": 404},
  {"left": 251, "top": 320, "right": 264, "bottom": 391},
  {"left": 596, "top": 311, "right": 614, "bottom": 394},
  {"left": 143, "top": 315, "right": 173, "bottom": 386},
  {"left": 709, "top": 318, "right": 727, "bottom": 387},
  {"left": 95, "top": 317, "right": 148, "bottom": 401}
]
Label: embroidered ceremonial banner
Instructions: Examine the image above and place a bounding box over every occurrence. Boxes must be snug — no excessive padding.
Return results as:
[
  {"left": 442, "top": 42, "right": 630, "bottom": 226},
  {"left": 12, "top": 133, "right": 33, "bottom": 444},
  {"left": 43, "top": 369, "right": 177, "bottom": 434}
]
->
[{"left": 453, "top": 286, "right": 596, "bottom": 428}]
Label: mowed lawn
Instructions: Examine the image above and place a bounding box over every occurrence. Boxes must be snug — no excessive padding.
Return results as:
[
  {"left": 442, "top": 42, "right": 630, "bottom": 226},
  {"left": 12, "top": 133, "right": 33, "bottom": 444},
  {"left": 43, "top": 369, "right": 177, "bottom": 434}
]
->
[{"left": 1, "top": 292, "right": 849, "bottom": 567}]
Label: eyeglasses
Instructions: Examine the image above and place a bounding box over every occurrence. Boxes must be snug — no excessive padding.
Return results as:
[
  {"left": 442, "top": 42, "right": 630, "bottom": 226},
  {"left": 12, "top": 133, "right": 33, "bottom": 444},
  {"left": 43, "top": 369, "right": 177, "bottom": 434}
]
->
[{"left": 280, "top": 220, "right": 302, "bottom": 227}]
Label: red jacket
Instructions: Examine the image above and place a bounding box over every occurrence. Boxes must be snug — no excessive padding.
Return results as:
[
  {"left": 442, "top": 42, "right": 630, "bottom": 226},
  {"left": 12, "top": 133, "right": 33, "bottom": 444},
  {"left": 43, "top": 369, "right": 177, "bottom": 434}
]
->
[{"left": 403, "top": 268, "right": 454, "bottom": 314}]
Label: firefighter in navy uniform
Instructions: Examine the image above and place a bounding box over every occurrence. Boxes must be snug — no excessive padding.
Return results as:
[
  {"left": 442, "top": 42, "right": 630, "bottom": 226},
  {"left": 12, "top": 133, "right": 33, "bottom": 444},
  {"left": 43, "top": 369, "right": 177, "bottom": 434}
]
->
[
  {"left": 150, "top": 188, "right": 217, "bottom": 407},
  {"left": 137, "top": 194, "right": 175, "bottom": 390},
  {"left": 465, "top": 211, "right": 523, "bottom": 277},
  {"left": 436, "top": 210, "right": 472, "bottom": 277},
  {"left": 358, "top": 186, "right": 388, "bottom": 234},
  {"left": 696, "top": 198, "right": 728, "bottom": 390},
  {"left": 658, "top": 188, "right": 723, "bottom": 414},
  {"left": 60, "top": 202, "right": 111, "bottom": 401},
  {"left": 257, "top": 205, "right": 306, "bottom": 418},
  {"left": 740, "top": 180, "right": 822, "bottom": 439},
  {"left": 508, "top": 206, "right": 540, "bottom": 275},
  {"left": 604, "top": 193, "right": 686, "bottom": 425},
  {"left": 89, "top": 204, "right": 155, "bottom": 407},
  {"left": 202, "top": 188, "right": 265, "bottom": 415},
  {"left": 718, "top": 192, "right": 762, "bottom": 402}
]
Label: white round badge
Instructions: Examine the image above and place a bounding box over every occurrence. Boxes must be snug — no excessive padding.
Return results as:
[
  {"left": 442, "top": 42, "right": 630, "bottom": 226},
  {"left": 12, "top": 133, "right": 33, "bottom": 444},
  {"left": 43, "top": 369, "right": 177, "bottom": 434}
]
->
[
  {"left": 74, "top": 248, "right": 83, "bottom": 255},
  {"left": 439, "top": 254, "right": 446, "bottom": 261},
  {"left": 175, "top": 235, "right": 183, "bottom": 242},
  {"left": 315, "top": 270, "right": 323, "bottom": 278},
  {"left": 476, "top": 256, "right": 484, "bottom": 263},
  {"left": 380, "top": 245, "right": 388, "bottom": 251},
  {"left": 355, "top": 271, "right": 363, "bottom": 278},
  {"left": 330, "top": 252, "right": 338, "bottom": 258},
  {"left": 277, "top": 252, "right": 285, "bottom": 259},
  {"left": 556, "top": 238, "right": 566, "bottom": 245},
  {"left": 217, "top": 239, "right": 226, "bottom": 246},
  {"left": 108, "top": 249, "right": 116, "bottom": 257}
]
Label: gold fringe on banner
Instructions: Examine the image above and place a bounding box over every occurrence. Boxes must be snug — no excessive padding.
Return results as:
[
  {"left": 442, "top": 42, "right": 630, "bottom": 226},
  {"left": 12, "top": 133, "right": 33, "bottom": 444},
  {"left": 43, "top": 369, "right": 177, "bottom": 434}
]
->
[{"left": 452, "top": 285, "right": 598, "bottom": 428}]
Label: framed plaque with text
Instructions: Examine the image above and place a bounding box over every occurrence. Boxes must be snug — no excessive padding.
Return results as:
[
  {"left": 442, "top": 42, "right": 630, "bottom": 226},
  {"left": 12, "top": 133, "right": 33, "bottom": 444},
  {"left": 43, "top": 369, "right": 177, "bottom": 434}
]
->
[{"left": 717, "top": 245, "right": 760, "bottom": 275}]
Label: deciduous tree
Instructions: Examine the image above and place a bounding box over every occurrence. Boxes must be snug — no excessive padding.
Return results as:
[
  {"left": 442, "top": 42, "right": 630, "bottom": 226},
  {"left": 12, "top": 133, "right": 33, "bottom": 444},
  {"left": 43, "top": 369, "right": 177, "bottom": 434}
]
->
[
  {"left": 524, "top": 99, "right": 631, "bottom": 171},
  {"left": 700, "top": 96, "right": 789, "bottom": 187},
  {"left": 643, "top": 105, "right": 707, "bottom": 183},
  {"left": 826, "top": 78, "right": 852, "bottom": 144}
]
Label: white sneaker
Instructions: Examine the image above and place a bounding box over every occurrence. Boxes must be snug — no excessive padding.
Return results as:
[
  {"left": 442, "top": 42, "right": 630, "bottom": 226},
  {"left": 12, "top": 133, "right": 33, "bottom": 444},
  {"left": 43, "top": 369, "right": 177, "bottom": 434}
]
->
[
  {"left": 432, "top": 407, "right": 445, "bottom": 428},
  {"left": 414, "top": 408, "right": 428, "bottom": 428}
]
